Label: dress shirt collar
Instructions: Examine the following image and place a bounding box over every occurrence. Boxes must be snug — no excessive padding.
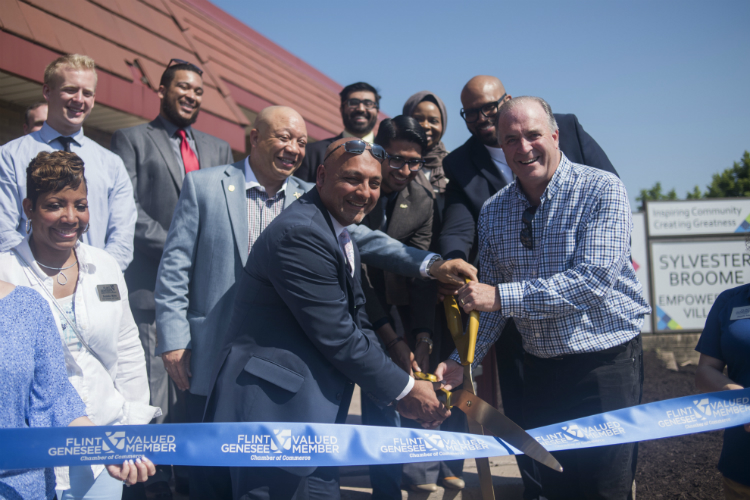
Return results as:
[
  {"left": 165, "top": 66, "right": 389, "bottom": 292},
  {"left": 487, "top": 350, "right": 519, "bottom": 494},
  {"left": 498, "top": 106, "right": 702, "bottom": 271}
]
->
[
  {"left": 484, "top": 144, "right": 507, "bottom": 165},
  {"left": 327, "top": 211, "right": 347, "bottom": 240},
  {"left": 342, "top": 129, "right": 375, "bottom": 144},
  {"left": 39, "top": 122, "right": 84, "bottom": 147},
  {"left": 157, "top": 114, "right": 193, "bottom": 140},
  {"left": 244, "top": 156, "right": 289, "bottom": 193},
  {"left": 512, "top": 152, "right": 569, "bottom": 205}
]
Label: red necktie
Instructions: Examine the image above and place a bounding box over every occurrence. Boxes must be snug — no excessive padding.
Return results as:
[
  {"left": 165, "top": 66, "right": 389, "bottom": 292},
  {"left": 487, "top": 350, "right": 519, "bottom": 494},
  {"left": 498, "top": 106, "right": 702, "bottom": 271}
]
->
[{"left": 177, "top": 129, "right": 199, "bottom": 173}]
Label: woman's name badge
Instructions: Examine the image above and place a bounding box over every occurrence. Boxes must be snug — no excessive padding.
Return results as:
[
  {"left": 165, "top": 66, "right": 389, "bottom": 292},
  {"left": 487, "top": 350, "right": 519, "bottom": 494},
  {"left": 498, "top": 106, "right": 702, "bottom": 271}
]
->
[
  {"left": 96, "top": 284, "right": 121, "bottom": 302},
  {"left": 730, "top": 306, "right": 750, "bottom": 321}
]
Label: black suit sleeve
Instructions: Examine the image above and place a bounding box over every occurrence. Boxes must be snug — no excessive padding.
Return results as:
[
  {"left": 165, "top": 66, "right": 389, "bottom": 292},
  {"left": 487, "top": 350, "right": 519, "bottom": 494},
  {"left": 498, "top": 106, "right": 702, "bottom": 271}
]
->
[
  {"left": 298, "top": 141, "right": 327, "bottom": 183},
  {"left": 560, "top": 114, "right": 618, "bottom": 177},
  {"left": 361, "top": 266, "right": 391, "bottom": 332},
  {"left": 269, "top": 225, "right": 409, "bottom": 405},
  {"left": 439, "top": 158, "right": 476, "bottom": 261},
  {"left": 110, "top": 130, "right": 169, "bottom": 261},
  {"left": 221, "top": 142, "right": 235, "bottom": 165}
]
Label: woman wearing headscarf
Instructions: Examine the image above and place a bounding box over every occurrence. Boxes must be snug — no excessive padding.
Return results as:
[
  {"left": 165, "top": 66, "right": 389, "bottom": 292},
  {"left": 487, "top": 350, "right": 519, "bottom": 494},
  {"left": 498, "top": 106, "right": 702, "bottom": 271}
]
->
[
  {"left": 401, "top": 92, "right": 465, "bottom": 492},
  {"left": 403, "top": 91, "right": 450, "bottom": 203},
  {"left": 0, "top": 151, "right": 159, "bottom": 500}
]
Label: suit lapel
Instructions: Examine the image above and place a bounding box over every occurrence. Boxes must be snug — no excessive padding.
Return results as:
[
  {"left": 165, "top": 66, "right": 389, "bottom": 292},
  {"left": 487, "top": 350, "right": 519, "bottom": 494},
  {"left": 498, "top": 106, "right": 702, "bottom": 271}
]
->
[
  {"left": 146, "top": 119, "right": 184, "bottom": 192},
  {"left": 193, "top": 130, "right": 212, "bottom": 171},
  {"left": 312, "top": 190, "right": 357, "bottom": 292},
  {"left": 283, "top": 178, "right": 305, "bottom": 209},
  {"left": 470, "top": 136, "right": 506, "bottom": 193},
  {"left": 385, "top": 188, "right": 411, "bottom": 240},
  {"left": 221, "top": 161, "right": 249, "bottom": 264}
]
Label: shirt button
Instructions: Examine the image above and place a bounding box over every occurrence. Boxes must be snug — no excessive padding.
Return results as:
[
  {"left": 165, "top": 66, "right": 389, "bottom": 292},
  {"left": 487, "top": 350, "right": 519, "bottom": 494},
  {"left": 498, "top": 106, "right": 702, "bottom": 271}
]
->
[
  {"left": 535, "top": 333, "right": 540, "bottom": 338},
  {"left": 336, "top": 392, "right": 342, "bottom": 401}
]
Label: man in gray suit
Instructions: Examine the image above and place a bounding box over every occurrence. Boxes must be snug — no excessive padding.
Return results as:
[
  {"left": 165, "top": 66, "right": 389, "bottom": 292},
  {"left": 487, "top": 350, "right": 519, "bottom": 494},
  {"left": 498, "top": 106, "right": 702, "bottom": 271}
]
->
[
  {"left": 111, "top": 59, "right": 233, "bottom": 497},
  {"left": 155, "top": 106, "right": 476, "bottom": 498}
]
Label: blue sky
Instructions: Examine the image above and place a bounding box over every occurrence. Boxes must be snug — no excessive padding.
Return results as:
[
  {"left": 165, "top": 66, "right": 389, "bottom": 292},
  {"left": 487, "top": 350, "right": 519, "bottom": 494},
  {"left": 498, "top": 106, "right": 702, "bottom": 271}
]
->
[{"left": 212, "top": 0, "right": 750, "bottom": 208}]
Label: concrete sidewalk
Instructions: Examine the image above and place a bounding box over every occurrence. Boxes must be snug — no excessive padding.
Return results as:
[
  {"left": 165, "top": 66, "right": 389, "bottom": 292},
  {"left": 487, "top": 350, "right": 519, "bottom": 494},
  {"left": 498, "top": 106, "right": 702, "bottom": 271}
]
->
[{"left": 341, "top": 386, "right": 525, "bottom": 500}]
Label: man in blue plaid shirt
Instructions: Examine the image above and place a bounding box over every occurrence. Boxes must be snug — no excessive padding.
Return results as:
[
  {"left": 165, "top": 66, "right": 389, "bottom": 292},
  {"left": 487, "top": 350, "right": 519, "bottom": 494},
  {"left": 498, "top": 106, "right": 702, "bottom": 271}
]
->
[{"left": 436, "top": 96, "right": 651, "bottom": 499}]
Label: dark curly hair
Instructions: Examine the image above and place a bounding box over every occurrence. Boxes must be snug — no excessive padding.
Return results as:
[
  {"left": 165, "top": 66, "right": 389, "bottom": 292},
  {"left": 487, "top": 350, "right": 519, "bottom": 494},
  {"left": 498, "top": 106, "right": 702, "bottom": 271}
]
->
[{"left": 26, "top": 151, "right": 87, "bottom": 208}]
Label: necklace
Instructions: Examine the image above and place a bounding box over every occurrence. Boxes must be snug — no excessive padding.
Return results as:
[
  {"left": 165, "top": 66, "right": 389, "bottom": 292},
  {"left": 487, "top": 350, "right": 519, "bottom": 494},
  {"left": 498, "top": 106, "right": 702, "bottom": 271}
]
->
[{"left": 36, "top": 259, "right": 78, "bottom": 286}]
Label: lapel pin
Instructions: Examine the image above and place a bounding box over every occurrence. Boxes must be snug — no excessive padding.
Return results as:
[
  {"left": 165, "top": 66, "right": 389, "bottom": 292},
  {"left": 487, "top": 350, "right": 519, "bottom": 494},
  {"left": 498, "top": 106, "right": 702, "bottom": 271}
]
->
[
  {"left": 400, "top": 204, "right": 408, "bottom": 208},
  {"left": 294, "top": 192, "right": 302, "bottom": 199},
  {"left": 228, "top": 185, "right": 235, "bottom": 192}
]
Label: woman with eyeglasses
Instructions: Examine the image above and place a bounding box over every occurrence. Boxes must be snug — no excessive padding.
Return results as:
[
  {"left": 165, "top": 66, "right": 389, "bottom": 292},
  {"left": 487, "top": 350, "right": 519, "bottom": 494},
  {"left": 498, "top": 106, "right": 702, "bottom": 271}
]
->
[
  {"left": 403, "top": 91, "right": 450, "bottom": 203},
  {"left": 0, "top": 151, "right": 158, "bottom": 499}
]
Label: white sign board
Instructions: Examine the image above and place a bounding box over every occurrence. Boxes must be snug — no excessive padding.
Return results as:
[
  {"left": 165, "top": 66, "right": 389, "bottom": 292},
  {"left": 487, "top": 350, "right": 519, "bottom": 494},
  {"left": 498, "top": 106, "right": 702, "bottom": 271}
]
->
[
  {"left": 631, "top": 212, "right": 651, "bottom": 333},
  {"left": 647, "top": 199, "right": 750, "bottom": 237},
  {"left": 651, "top": 239, "right": 748, "bottom": 331}
]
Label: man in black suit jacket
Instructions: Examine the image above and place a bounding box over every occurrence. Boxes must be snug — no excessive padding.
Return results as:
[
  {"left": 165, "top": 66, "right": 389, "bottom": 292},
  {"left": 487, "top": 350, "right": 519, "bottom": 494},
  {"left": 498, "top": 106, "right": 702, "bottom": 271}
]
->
[
  {"left": 439, "top": 75, "right": 618, "bottom": 500},
  {"left": 357, "top": 116, "right": 441, "bottom": 496},
  {"left": 440, "top": 75, "right": 617, "bottom": 263},
  {"left": 111, "top": 60, "right": 233, "bottom": 496},
  {"left": 206, "top": 138, "right": 449, "bottom": 500},
  {"left": 296, "top": 82, "right": 381, "bottom": 182}
]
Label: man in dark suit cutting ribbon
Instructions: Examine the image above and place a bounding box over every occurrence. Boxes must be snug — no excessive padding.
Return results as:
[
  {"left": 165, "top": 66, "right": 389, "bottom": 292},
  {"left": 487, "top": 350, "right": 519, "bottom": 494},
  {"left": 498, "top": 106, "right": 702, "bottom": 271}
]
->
[{"left": 206, "top": 137, "right": 451, "bottom": 500}]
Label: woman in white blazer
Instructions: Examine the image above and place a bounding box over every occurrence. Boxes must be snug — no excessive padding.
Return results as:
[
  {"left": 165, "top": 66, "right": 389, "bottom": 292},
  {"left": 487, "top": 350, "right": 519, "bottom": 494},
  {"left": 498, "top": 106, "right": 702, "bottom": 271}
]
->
[{"left": 0, "top": 151, "right": 159, "bottom": 499}]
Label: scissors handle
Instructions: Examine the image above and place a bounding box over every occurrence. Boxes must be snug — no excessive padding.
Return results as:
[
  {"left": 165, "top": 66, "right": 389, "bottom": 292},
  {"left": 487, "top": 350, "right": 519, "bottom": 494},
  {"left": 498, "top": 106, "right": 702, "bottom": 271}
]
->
[
  {"left": 442, "top": 278, "right": 479, "bottom": 366},
  {"left": 413, "top": 372, "right": 438, "bottom": 382},
  {"left": 413, "top": 372, "right": 453, "bottom": 409}
]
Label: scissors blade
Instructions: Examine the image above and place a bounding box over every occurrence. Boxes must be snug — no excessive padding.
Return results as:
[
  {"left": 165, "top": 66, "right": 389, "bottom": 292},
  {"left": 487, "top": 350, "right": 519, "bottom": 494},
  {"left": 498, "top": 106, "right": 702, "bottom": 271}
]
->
[
  {"left": 460, "top": 365, "right": 495, "bottom": 499},
  {"left": 452, "top": 390, "right": 563, "bottom": 473}
]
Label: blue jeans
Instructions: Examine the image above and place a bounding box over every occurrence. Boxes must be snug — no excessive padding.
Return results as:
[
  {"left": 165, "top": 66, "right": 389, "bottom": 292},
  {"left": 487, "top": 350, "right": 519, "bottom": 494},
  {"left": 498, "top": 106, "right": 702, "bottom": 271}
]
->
[{"left": 57, "top": 466, "right": 123, "bottom": 500}]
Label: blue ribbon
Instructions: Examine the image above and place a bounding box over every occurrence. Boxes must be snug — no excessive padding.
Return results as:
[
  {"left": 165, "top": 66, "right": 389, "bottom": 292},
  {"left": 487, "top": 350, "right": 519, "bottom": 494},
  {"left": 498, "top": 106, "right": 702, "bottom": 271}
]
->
[{"left": 2, "top": 389, "right": 748, "bottom": 469}]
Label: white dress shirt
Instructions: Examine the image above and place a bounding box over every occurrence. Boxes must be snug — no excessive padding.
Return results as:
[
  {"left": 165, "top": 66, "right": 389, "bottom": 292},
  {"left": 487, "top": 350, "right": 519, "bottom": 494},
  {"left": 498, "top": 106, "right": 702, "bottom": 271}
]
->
[
  {"left": 329, "top": 212, "right": 414, "bottom": 400},
  {"left": 0, "top": 123, "right": 137, "bottom": 270},
  {"left": 485, "top": 145, "right": 515, "bottom": 185},
  {"left": 0, "top": 238, "right": 159, "bottom": 489}
]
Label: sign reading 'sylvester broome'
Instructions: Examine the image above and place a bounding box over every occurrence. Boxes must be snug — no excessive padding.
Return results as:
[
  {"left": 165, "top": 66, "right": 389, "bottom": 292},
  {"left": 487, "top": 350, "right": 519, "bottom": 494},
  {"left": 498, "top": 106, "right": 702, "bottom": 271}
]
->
[{"left": 650, "top": 239, "right": 748, "bottom": 331}]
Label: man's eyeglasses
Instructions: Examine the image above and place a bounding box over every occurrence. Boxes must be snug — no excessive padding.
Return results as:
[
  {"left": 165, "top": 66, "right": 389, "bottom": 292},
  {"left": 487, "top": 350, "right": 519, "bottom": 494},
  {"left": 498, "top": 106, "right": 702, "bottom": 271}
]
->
[
  {"left": 344, "top": 98, "right": 378, "bottom": 110},
  {"left": 460, "top": 94, "right": 507, "bottom": 123},
  {"left": 388, "top": 155, "right": 426, "bottom": 172},
  {"left": 323, "top": 140, "right": 387, "bottom": 163},
  {"left": 519, "top": 206, "right": 538, "bottom": 250},
  {"left": 167, "top": 58, "right": 203, "bottom": 76}
]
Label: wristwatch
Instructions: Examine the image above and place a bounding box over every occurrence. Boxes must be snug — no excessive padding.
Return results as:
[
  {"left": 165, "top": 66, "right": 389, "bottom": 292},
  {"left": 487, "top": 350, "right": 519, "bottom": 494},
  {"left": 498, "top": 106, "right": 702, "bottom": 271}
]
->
[
  {"left": 425, "top": 255, "right": 442, "bottom": 278},
  {"left": 417, "top": 337, "right": 433, "bottom": 354}
]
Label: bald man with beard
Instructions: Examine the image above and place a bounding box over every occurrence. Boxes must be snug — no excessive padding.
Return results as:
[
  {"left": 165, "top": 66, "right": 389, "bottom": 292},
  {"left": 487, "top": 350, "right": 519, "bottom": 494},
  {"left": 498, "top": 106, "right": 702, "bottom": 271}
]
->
[
  {"left": 439, "top": 76, "right": 619, "bottom": 500},
  {"left": 205, "top": 137, "right": 451, "bottom": 500}
]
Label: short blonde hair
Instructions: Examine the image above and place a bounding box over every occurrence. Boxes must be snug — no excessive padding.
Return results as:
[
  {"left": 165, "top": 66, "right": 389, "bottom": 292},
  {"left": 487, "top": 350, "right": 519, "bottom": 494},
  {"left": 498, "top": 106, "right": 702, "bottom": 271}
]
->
[{"left": 43, "top": 54, "right": 97, "bottom": 89}]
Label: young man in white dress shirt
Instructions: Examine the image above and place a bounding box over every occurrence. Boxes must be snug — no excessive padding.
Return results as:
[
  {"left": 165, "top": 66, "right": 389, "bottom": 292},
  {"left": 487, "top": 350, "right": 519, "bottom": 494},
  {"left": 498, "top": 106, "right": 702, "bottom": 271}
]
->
[{"left": 0, "top": 54, "right": 136, "bottom": 270}]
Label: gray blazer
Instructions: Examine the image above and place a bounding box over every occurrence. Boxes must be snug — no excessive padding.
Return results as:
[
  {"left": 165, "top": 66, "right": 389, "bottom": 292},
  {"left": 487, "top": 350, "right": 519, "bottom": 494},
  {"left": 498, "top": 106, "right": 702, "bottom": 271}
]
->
[
  {"left": 155, "top": 160, "right": 430, "bottom": 396},
  {"left": 111, "top": 118, "right": 233, "bottom": 310}
]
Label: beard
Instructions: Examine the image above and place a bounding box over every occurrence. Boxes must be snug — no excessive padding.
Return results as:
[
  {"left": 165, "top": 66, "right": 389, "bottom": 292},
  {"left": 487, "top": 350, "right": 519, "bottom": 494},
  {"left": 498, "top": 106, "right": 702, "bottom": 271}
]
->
[
  {"left": 342, "top": 109, "right": 377, "bottom": 135},
  {"left": 162, "top": 99, "right": 200, "bottom": 128}
]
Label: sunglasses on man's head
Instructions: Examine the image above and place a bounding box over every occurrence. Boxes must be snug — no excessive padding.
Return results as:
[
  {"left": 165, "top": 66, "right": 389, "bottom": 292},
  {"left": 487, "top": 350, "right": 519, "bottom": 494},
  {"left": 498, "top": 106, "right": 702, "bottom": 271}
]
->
[
  {"left": 520, "top": 206, "right": 538, "bottom": 250},
  {"left": 167, "top": 58, "right": 203, "bottom": 76},
  {"left": 323, "top": 139, "right": 387, "bottom": 163}
]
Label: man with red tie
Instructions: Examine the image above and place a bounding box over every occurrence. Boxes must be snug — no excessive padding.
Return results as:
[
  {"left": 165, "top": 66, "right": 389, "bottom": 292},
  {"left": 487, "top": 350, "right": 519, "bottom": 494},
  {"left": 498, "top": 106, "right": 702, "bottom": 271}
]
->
[{"left": 111, "top": 59, "right": 233, "bottom": 498}]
